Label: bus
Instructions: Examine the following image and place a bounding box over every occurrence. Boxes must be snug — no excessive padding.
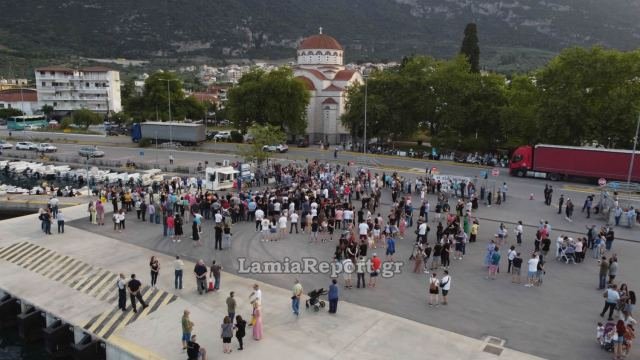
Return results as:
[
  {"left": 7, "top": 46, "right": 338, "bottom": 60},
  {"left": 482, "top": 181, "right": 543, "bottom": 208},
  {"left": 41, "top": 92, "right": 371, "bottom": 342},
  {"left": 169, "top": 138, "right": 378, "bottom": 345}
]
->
[{"left": 6, "top": 115, "right": 49, "bottom": 131}]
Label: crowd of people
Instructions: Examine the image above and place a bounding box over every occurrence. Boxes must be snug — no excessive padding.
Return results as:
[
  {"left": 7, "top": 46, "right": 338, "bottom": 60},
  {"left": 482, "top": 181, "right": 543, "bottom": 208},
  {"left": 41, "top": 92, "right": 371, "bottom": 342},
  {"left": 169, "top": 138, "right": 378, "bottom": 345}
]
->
[{"left": 33, "top": 157, "right": 639, "bottom": 358}]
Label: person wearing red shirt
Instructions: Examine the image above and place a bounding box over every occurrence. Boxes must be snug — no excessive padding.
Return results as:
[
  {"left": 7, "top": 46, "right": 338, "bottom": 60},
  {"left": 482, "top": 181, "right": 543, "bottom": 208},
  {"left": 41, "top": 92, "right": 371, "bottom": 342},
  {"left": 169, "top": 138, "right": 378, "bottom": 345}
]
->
[{"left": 368, "top": 254, "right": 382, "bottom": 288}]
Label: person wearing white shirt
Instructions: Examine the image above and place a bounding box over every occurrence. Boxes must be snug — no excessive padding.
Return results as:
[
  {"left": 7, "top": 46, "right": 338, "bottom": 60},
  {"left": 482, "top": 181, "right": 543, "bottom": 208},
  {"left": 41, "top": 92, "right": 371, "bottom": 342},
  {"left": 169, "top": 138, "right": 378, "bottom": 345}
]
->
[
  {"left": 273, "top": 202, "right": 281, "bottom": 214},
  {"left": 250, "top": 284, "right": 262, "bottom": 306},
  {"left": 358, "top": 221, "right": 369, "bottom": 240},
  {"left": 440, "top": 270, "right": 451, "bottom": 305},
  {"left": 255, "top": 209, "right": 264, "bottom": 231},
  {"left": 261, "top": 218, "right": 271, "bottom": 241},
  {"left": 278, "top": 215, "right": 288, "bottom": 239},
  {"left": 289, "top": 212, "right": 299, "bottom": 234},
  {"left": 507, "top": 246, "right": 517, "bottom": 273},
  {"left": 174, "top": 255, "right": 184, "bottom": 289},
  {"left": 214, "top": 212, "right": 223, "bottom": 224},
  {"left": 418, "top": 222, "right": 428, "bottom": 243},
  {"left": 117, "top": 273, "right": 127, "bottom": 311},
  {"left": 526, "top": 254, "right": 539, "bottom": 287},
  {"left": 289, "top": 202, "right": 295, "bottom": 214},
  {"left": 515, "top": 221, "right": 524, "bottom": 245}
]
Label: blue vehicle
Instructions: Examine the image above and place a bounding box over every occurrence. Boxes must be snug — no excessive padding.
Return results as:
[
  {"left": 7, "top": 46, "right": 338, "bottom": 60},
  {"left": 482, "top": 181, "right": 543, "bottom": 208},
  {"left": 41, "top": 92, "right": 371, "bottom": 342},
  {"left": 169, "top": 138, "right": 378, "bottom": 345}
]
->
[{"left": 131, "top": 123, "right": 142, "bottom": 142}]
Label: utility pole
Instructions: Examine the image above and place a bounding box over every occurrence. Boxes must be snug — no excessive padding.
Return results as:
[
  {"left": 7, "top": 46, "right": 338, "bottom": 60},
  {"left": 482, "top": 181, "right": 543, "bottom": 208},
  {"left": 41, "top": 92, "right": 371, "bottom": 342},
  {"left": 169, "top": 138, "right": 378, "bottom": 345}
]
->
[
  {"left": 626, "top": 114, "right": 640, "bottom": 187},
  {"left": 363, "top": 73, "right": 368, "bottom": 154}
]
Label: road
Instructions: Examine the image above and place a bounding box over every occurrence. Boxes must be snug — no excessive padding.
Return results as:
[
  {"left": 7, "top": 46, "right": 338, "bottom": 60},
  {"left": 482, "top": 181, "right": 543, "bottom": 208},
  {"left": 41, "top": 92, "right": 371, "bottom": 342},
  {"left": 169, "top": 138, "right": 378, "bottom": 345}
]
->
[{"left": 2, "top": 129, "right": 638, "bottom": 209}]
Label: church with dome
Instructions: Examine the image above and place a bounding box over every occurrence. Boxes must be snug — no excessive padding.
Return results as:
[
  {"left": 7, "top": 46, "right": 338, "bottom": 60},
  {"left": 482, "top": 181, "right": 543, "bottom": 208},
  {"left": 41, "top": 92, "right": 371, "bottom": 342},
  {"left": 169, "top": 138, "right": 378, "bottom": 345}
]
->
[{"left": 294, "top": 29, "right": 362, "bottom": 144}]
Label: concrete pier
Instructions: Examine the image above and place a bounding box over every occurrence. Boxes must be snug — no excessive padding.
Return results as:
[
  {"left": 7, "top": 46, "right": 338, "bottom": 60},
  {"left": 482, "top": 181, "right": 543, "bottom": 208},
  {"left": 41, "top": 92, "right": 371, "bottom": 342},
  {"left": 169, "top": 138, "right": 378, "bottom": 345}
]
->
[{"left": 0, "top": 204, "right": 542, "bottom": 360}]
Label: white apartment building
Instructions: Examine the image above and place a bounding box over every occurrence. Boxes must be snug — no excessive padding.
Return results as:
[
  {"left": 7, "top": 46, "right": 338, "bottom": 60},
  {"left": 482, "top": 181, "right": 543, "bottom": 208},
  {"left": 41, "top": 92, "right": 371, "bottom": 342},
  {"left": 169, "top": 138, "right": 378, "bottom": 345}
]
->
[{"left": 35, "top": 66, "right": 122, "bottom": 114}]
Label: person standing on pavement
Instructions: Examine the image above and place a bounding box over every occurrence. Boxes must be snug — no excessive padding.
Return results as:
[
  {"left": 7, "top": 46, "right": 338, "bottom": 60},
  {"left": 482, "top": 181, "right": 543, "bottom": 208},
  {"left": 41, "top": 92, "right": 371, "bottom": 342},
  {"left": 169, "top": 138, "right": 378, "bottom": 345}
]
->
[
  {"left": 507, "top": 246, "right": 517, "bottom": 273},
  {"left": 234, "top": 315, "right": 246, "bottom": 351},
  {"left": 488, "top": 247, "right": 500, "bottom": 280},
  {"left": 194, "top": 260, "right": 208, "bottom": 295},
  {"left": 601, "top": 284, "right": 621, "bottom": 321},
  {"left": 608, "top": 256, "right": 619, "bottom": 284},
  {"left": 182, "top": 310, "right": 194, "bottom": 351},
  {"left": 557, "top": 194, "right": 564, "bottom": 214},
  {"left": 605, "top": 227, "right": 615, "bottom": 252},
  {"left": 56, "top": 210, "right": 65, "bottom": 234},
  {"left": 440, "top": 270, "right": 451, "bottom": 305},
  {"left": 117, "top": 273, "right": 127, "bottom": 311},
  {"left": 599, "top": 256, "right": 609, "bottom": 290},
  {"left": 226, "top": 292, "right": 236, "bottom": 320},
  {"left": 515, "top": 221, "right": 523, "bottom": 246},
  {"left": 511, "top": 253, "right": 523, "bottom": 284},
  {"left": 149, "top": 256, "right": 160, "bottom": 288},
  {"left": 292, "top": 279, "right": 303, "bottom": 316},
  {"left": 221, "top": 316, "right": 234, "bottom": 354},
  {"left": 369, "top": 253, "right": 381, "bottom": 288},
  {"left": 356, "top": 256, "right": 366, "bottom": 289},
  {"left": 127, "top": 274, "right": 148, "bottom": 313},
  {"left": 525, "top": 253, "right": 539, "bottom": 287},
  {"left": 210, "top": 260, "right": 222, "bottom": 291},
  {"left": 174, "top": 255, "right": 184, "bottom": 290},
  {"left": 328, "top": 279, "right": 339, "bottom": 314},
  {"left": 289, "top": 211, "right": 299, "bottom": 234},
  {"left": 428, "top": 272, "right": 439, "bottom": 307}
]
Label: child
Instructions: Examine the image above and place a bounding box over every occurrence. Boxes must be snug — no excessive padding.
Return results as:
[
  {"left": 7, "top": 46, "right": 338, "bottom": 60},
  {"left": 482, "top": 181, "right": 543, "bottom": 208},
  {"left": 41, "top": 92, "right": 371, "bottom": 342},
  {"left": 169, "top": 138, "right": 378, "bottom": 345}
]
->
[{"left": 596, "top": 322, "right": 605, "bottom": 346}]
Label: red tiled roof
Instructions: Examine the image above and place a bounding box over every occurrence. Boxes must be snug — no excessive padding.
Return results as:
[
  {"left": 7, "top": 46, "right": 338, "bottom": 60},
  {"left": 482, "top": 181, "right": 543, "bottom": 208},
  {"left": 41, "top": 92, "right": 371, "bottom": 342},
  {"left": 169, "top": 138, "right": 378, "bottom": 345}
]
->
[
  {"left": 299, "top": 34, "right": 343, "bottom": 51},
  {"left": 323, "top": 84, "right": 344, "bottom": 92},
  {"left": 322, "top": 98, "right": 338, "bottom": 105},
  {"left": 334, "top": 69, "right": 357, "bottom": 81},
  {"left": 0, "top": 89, "right": 37, "bottom": 102},
  {"left": 298, "top": 68, "right": 327, "bottom": 81},
  {"left": 191, "top": 93, "right": 218, "bottom": 103},
  {"left": 296, "top": 76, "right": 316, "bottom": 90}
]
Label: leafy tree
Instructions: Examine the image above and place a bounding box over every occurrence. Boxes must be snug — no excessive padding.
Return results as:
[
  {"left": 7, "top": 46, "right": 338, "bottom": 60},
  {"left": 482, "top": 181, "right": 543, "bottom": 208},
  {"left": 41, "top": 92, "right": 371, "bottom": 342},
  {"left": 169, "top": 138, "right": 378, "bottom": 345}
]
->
[
  {"left": 71, "top": 109, "right": 102, "bottom": 129},
  {"left": 0, "top": 108, "right": 24, "bottom": 119},
  {"left": 110, "top": 111, "right": 130, "bottom": 125},
  {"left": 536, "top": 47, "right": 640, "bottom": 148},
  {"left": 227, "top": 68, "right": 310, "bottom": 134},
  {"left": 499, "top": 75, "right": 541, "bottom": 148},
  {"left": 123, "top": 71, "right": 208, "bottom": 122},
  {"left": 240, "top": 123, "right": 286, "bottom": 163},
  {"left": 460, "top": 23, "right": 480, "bottom": 73},
  {"left": 40, "top": 104, "right": 54, "bottom": 118}
]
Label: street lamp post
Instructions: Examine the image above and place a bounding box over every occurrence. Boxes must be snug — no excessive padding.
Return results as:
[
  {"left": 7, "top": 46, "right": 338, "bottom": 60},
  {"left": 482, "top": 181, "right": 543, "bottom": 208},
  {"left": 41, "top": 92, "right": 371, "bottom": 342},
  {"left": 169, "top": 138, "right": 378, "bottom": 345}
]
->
[
  {"left": 363, "top": 73, "right": 368, "bottom": 154},
  {"left": 626, "top": 114, "right": 640, "bottom": 187}
]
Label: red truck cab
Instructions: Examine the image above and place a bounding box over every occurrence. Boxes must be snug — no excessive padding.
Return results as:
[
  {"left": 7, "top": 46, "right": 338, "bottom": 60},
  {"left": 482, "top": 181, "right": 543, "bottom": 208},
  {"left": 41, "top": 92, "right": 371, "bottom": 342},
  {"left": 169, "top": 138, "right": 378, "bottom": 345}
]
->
[{"left": 509, "top": 145, "right": 534, "bottom": 176}]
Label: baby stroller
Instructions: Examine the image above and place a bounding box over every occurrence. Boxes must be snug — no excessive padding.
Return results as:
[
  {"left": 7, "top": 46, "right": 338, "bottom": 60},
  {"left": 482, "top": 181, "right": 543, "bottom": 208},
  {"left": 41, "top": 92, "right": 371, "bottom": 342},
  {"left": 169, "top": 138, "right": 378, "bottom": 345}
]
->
[
  {"left": 601, "top": 322, "right": 616, "bottom": 352},
  {"left": 305, "top": 288, "right": 327, "bottom": 312}
]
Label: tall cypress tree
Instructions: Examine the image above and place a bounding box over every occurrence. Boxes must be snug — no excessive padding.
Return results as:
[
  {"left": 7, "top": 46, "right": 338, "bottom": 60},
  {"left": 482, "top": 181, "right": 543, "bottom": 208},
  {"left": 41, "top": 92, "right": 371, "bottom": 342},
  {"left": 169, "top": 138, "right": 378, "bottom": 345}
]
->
[{"left": 460, "top": 23, "right": 480, "bottom": 73}]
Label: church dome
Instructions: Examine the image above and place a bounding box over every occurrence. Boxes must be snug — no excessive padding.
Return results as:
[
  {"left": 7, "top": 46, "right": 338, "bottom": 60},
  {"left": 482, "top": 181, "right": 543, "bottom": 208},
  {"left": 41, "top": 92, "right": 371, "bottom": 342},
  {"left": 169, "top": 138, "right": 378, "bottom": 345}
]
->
[{"left": 299, "top": 34, "right": 343, "bottom": 51}]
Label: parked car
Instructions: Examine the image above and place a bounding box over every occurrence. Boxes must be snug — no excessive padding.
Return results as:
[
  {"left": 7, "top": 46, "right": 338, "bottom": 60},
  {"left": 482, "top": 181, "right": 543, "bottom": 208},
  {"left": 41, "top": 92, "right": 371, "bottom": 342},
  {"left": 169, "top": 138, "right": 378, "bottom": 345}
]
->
[
  {"left": 48, "top": 120, "right": 59, "bottom": 128},
  {"left": 15, "top": 141, "right": 37, "bottom": 150},
  {"left": 24, "top": 124, "right": 45, "bottom": 131},
  {"left": 36, "top": 143, "right": 57, "bottom": 153},
  {"left": 213, "top": 131, "right": 232, "bottom": 141},
  {"left": 296, "top": 138, "right": 309, "bottom": 147},
  {"left": 262, "top": 144, "right": 289, "bottom": 153},
  {"left": 0, "top": 140, "right": 13, "bottom": 149},
  {"left": 78, "top": 146, "right": 105, "bottom": 158},
  {"left": 206, "top": 131, "right": 219, "bottom": 140}
]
